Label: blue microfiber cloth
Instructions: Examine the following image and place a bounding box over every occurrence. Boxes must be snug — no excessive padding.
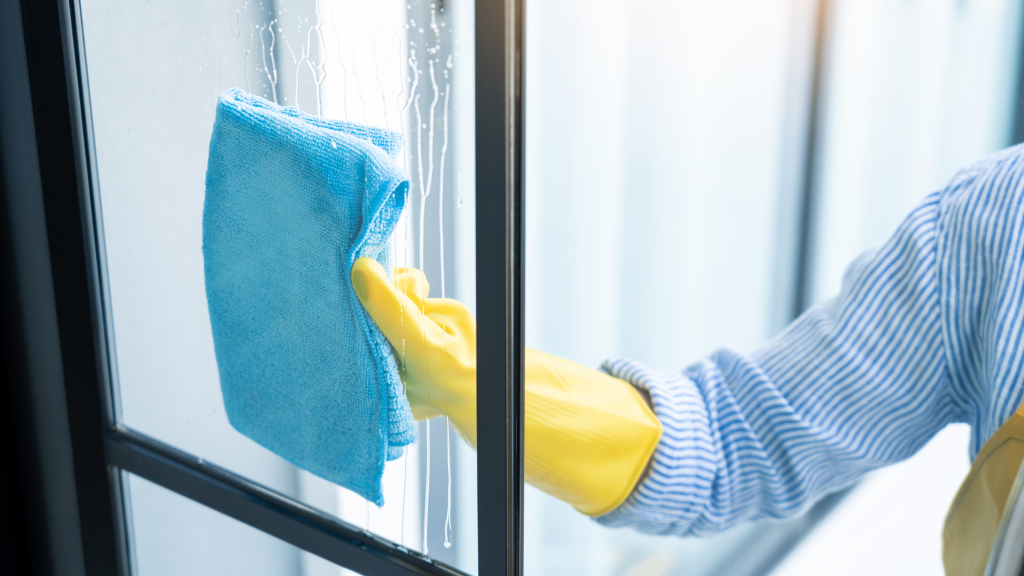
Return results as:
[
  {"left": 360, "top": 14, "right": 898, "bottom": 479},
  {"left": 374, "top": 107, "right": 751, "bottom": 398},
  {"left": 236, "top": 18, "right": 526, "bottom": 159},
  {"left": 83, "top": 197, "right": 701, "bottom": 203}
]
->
[{"left": 202, "top": 88, "right": 415, "bottom": 504}]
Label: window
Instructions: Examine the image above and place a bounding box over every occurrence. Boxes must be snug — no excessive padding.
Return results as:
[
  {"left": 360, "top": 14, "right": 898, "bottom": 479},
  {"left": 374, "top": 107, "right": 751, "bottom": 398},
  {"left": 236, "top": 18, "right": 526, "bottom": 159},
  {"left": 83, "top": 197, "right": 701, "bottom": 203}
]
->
[
  {"left": 5, "top": 0, "right": 1024, "bottom": 575},
  {"left": 4, "top": 0, "right": 518, "bottom": 574}
]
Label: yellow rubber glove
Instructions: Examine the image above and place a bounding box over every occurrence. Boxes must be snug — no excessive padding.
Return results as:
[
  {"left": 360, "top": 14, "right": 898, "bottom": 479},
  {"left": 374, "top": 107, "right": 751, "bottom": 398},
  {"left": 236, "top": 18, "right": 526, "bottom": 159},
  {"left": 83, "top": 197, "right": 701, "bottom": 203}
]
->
[{"left": 351, "top": 257, "right": 662, "bottom": 516}]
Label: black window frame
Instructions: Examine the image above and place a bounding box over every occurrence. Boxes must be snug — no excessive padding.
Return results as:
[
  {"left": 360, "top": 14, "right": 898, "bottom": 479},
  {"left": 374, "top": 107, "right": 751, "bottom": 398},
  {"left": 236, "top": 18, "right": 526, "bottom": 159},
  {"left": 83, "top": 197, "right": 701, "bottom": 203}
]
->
[{"left": 0, "top": 0, "right": 524, "bottom": 574}]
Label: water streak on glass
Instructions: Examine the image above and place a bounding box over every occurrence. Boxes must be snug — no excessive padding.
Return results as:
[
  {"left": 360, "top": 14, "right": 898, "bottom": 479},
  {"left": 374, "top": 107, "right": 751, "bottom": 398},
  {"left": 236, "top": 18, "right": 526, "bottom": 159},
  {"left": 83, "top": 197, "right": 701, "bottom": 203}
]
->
[
  {"left": 413, "top": 79, "right": 431, "bottom": 554},
  {"left": 257, "top": 19, "right": 279, "bottom": 102},
  {"left": 439, "top": 79, "right": 453, "bottom": 549},
  {"left": 229, "top": 11, "right": 254, "bottom": 92}
]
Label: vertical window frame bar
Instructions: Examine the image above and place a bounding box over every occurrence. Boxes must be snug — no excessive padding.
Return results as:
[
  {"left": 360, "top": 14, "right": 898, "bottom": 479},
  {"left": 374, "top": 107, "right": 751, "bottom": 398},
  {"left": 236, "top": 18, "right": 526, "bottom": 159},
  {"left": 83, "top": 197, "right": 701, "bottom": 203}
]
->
[{"left": 474, "top": 0, "right": 525, "bottom": 574}]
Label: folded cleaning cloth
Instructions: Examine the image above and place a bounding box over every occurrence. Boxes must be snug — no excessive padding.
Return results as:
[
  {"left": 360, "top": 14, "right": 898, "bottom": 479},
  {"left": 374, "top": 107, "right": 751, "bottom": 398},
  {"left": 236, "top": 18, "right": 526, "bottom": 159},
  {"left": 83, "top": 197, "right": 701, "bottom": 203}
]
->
[{"left": 203, "top": 88, "right": 415, "bottom": 504}]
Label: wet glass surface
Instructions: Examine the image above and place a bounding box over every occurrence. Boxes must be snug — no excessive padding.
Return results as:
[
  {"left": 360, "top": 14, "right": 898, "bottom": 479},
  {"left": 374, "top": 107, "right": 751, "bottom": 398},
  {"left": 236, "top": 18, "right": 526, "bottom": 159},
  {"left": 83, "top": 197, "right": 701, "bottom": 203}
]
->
[{"left": 78, "top": 0, "right": 478, "bottom": 571}]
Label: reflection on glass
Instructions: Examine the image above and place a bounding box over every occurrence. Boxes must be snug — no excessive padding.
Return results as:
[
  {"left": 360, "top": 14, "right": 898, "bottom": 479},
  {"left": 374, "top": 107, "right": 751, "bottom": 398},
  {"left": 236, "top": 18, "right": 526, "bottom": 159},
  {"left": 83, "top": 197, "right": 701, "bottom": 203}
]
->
[
  {"left": 78, "top": 0, "right": 476, "bottom": 570},
  {"left": 127, "top": 473, "right": 304, "bottom": 576}
]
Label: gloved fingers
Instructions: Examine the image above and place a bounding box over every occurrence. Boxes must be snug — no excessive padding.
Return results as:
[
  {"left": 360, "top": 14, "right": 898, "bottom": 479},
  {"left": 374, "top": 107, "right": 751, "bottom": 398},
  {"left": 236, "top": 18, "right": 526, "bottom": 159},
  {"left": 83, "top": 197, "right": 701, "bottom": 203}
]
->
[
  {"left": 423, "top": 298, "right": 476, "bottom": 340},
  {"left": 393, "top": 267, "right": 430, "bottom": 308},
  {"left": 352, "top": 257, "right": 445, "bottom": 362},
  {"left": 388, "top": 267, "right": 472, "bottom": 346}
]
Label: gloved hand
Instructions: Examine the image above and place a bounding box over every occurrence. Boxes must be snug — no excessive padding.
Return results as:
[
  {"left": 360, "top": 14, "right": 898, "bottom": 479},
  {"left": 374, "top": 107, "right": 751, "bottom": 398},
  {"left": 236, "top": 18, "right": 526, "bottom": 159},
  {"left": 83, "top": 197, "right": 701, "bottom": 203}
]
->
[
  {"left": 351, "top": 257, "right": 662, "bottom": 516},
  {"left": 352, "top": 258, "right": 479, "bottom": 445}
]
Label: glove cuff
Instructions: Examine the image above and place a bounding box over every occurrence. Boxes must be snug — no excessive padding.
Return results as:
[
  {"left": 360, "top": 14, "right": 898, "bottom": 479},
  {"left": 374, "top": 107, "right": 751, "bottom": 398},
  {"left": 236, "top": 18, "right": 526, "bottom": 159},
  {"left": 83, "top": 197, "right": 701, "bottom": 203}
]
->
[
  {"left": 595, "top": 358, "right": 715, "bottom": 533},
  {"left": 522, "top": 349, "right": 663, "bottom": 516}
]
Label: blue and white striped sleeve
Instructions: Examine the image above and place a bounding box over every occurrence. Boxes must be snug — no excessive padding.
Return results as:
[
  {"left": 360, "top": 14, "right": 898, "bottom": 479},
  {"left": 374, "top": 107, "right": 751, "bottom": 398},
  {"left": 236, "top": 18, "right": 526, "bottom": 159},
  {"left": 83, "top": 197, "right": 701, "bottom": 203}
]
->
[{"left": 596, "top": 191, "right": 957, "bottom": 536}]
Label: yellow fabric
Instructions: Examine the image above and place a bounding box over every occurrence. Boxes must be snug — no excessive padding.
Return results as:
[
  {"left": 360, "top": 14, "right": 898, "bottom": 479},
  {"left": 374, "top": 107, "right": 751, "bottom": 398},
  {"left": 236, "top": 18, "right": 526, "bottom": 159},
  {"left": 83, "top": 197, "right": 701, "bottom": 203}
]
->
[
  {"left": 943, "top": 402, "right": 1024, "bottom": 576},
  {"left": 524, "top": 349, "right": 662, "bottom": 516},
  {"left": 351, "top": 257, "right": 663, "bottom": 516}
]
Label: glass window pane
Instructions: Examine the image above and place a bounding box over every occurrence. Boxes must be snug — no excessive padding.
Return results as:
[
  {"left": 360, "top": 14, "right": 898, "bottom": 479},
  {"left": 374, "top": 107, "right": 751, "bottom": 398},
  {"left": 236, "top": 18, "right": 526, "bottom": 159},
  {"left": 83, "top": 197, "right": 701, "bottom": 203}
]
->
[
  {"left": 524, "top": 0, "right": 1023, "bottom": 574},
  {"left": 524, "top": 0, "right": 804, "bottom": 572},
  {"left": 77, "top": 0, "right": 477, "bottom": 569},
  {"left": 126, "top": 472, "right": 304, "bottom": 576},
  {"left": 808, "top": 0, "right": 1023, "bottom": 305}
]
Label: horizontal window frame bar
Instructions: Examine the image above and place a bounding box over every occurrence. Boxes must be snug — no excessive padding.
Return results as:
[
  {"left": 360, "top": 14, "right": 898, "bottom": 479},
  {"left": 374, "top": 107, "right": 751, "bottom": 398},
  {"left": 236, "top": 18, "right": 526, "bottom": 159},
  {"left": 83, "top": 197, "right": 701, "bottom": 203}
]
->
[{"left": 105, "top": 427, "right": 468, "bottom": 576}]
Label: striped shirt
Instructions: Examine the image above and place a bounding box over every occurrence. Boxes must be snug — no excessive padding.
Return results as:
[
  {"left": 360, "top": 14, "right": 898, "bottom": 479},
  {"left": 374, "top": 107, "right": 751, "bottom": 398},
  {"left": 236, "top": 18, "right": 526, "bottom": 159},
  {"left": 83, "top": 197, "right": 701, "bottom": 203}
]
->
[{"left": 597, "top": 144, "right": 1024, "bottom": 536}]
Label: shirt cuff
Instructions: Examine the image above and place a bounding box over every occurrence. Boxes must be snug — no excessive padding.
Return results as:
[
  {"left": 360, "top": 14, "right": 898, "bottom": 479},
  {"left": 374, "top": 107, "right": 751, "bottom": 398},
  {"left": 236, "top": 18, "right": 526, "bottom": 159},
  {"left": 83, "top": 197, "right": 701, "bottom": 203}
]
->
[{"left": 594, "top": 358, "right": 717, "bottom": 536}]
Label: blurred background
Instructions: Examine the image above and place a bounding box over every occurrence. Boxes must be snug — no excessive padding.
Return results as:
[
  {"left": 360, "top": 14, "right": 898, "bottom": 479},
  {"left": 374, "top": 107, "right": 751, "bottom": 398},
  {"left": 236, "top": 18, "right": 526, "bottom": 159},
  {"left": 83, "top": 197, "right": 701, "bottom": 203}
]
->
[
  {"left": 75, "top": 0, "right": 1024, "bottom": 573},
  {"left": 524, "top": 0, "right": 1022, "bottom": 575}
]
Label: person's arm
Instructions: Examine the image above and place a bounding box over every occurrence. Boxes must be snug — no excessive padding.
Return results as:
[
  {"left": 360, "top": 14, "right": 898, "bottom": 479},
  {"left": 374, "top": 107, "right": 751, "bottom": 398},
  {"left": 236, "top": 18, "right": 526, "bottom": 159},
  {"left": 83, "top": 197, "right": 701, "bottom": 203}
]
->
[
  {"left": 354, "top": 189, "right": 955, "bottom": 533},
  {"left": 351, "top": 261, "right": 662, "bottom": 517},
  {"left": 597, "top": 191, "right": 955, "bottom": 535}
]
